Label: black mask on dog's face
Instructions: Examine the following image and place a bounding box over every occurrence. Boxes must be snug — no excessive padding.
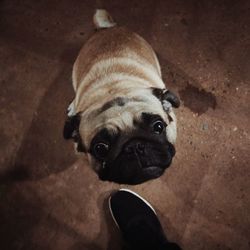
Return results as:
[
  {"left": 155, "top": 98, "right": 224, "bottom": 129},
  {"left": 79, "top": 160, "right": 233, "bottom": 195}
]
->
[{"left": 89, "top": 112, "right": 176, "bottom": 185}]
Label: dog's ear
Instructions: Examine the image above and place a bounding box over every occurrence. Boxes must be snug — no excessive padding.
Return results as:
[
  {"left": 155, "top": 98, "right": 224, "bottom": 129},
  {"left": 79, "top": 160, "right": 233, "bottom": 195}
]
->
[
  {"left": 63, "top": 114, "right": 81, "bottom": 140},
  {"left": 152, "top": 88, "right": 180, "bottom": 108},
  {"left": 63, "top": 114, "right": 86, "bottom": 152}
]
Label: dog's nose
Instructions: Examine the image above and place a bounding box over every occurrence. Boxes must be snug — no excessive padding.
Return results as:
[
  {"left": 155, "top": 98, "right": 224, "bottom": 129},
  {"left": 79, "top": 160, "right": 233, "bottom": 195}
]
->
[{"left": 124, "top": 140, "right": 145, "bottom": 155}]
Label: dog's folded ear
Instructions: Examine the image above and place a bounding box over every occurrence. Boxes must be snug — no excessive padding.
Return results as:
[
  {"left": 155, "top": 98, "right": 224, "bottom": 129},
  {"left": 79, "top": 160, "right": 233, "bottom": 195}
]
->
[
  {"left": 152, "top": 88, "right": 180, "bottom": 108},
  {"left": 63, "top": 113, "right": 86, "bottom": 152},
  {"left": 63, "top": 114, "right": 81, "bottom": 140}
]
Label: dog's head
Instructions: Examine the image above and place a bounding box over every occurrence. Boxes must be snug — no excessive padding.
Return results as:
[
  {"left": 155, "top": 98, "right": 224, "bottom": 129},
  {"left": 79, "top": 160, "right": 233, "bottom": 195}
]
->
[{"left": 64, "top": 88, "right": 180, "bottom": 184}]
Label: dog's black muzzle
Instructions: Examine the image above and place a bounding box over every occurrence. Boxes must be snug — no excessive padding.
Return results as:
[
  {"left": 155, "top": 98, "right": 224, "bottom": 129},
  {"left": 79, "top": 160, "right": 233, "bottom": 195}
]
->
[{"left": 98, "top": 138, "right": 175, "bottom": 185}]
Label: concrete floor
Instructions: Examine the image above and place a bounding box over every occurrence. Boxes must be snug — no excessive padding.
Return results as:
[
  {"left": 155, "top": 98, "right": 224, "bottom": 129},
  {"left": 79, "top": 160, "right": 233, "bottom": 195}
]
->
[{"left": 0, "top": 0, "right": 250, "bottom": 249}]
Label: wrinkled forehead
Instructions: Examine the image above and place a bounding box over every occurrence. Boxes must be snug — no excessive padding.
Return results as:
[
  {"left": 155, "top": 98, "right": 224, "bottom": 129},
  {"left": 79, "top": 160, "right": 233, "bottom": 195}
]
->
[{"left": 79, "top": 97, "right": 167, "bottom": 148}]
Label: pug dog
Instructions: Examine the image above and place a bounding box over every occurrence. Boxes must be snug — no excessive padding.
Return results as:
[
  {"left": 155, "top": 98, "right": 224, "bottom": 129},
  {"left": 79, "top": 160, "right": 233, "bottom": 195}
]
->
[{"left": 63, "top": 9, "right": 180, "bottom": 184}]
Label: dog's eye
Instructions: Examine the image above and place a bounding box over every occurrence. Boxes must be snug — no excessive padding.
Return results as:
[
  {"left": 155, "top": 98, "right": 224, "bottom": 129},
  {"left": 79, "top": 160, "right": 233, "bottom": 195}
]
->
[
  {"left": 94, "top": 142, "right": 110, "bottom": 159},
  {"left": 152, "top": 120, "right": 165, "bottom": 134}
]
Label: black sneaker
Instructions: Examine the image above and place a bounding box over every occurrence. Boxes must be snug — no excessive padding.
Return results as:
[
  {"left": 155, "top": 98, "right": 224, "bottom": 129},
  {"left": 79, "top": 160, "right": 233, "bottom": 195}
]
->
[{"left": 109, "top": 189, "right": 182, "bottom": 250}]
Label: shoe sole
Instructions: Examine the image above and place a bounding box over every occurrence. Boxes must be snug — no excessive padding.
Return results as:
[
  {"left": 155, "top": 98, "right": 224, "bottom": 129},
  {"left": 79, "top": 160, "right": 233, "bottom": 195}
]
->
[{"left": 108, "top": 188, "right": 157, "bottom": 229}]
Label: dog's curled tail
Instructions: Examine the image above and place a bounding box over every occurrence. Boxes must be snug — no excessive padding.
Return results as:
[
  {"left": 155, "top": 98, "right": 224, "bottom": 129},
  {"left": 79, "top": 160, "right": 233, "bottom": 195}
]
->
[{"left": 93, "top": 9, "right": 116, "bottom": 29}]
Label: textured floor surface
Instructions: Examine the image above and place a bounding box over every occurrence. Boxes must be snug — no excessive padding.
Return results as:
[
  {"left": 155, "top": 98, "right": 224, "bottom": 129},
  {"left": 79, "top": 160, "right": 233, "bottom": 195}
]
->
[{"left": 0, "top": 0, "right": 250, "bottom": 249}]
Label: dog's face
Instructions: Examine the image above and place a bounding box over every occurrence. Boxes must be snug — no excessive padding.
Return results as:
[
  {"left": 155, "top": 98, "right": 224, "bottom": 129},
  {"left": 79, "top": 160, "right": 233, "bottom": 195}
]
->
[{"left": 64, "top": 88, "right": 180, "bottom": 184}]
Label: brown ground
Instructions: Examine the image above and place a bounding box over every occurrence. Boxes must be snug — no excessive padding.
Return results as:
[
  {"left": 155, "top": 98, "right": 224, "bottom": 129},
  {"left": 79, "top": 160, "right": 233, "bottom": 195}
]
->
[{"left": 0, "top": 0, "right": 250, "bottom": 249}]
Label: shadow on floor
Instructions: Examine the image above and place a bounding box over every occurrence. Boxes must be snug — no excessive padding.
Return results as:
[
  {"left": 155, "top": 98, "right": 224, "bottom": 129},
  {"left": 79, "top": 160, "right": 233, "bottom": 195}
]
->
[
  {"left": 3, "top": 63, "right": 76, "bottom": 182},
  {"left": 0, "top": 185, "right": 107, "bottom": 250}
]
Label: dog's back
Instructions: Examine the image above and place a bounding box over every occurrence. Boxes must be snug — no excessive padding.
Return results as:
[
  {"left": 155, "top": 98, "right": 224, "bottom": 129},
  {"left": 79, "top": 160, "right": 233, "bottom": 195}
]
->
[{"left": 72, "top": 9, "right": 164, "bottom": 114}]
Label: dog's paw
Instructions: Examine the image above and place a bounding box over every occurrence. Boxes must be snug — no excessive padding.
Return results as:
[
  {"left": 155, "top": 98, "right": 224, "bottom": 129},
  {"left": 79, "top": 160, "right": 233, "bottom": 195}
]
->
[
  {"left": 162, "top": 100, "right": 172, "bottom": 113},
  {"left": 67, "top": 101, "right": 75, "bottom": 117}
]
